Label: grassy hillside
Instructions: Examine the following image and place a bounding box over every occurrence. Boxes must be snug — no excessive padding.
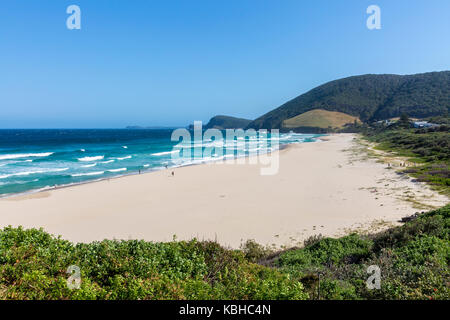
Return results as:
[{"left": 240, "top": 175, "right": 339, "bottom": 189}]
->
[
  {"left": 282, "top": 109, "right": 360, "bottom": 129},
  {"left": 248, "top": 71, "right": 450, "bottom": 129},
  {"left": 204, "top": 115, "right": 252, "bottom": 130}
]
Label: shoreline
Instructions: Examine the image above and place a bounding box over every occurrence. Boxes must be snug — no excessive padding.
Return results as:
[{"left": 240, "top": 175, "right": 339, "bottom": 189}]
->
[
  {"left": 0, "top": 133, "right": 447, "bottom": 248},
  {"left": 0, "top": 140, "right": 299, "bottom": 200}
]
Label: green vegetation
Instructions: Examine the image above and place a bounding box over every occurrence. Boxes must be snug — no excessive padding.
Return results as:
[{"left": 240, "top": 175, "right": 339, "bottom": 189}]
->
[
  {"left": 204, "top": 115, "right": 252, "bottom": 130},
  {"left": 364, "top": 123, "right": 450, "bottom": 195},
  {"left": 282, "top": 109, "right": 361, "bottom": 130},
  {"left": 425, "top": 115, "right": 450, "bottom": 125},
  {"left": 1, "top": 205, "right": 448, "bottom": 300},
  {"left": 268, "top": 205, "right": 450, "bottom": 300},
  {"left": 0, "top": 230, "right": 306, "bottom": 300},
  {"left": 247, "top": 71, "right": 449, "bottom": 129},
  {"left": 2, "top": 109, "right": 449, "bottom": 301}
]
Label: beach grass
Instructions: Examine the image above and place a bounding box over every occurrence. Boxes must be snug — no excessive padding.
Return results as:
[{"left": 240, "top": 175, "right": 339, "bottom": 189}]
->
[{"left": 363, "top": 125, "right": 450, "bottom": 197}]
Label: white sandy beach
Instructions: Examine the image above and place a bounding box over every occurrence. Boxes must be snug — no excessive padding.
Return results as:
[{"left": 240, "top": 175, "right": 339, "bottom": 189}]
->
[{"left": 0, "top": 134, "right": 447, "bottom": 248}]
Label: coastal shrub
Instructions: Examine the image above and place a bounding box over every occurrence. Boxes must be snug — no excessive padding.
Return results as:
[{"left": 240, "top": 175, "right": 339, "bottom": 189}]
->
[
  {"left": 1, "top": 205, "right": 448, "bottom": 300},
  {"left": 277, "top": 234, "right": 373, "bottom": 270},
  {"left": 391, "top": 236, "right": 448, "bottom": 271},
  {"left": 270, "top": 205, "right": 450, "bottom": 300},
  {"left": 317, "top": 279, "right": 359, "bottom": 300},
  {"left": 371, "top": 205, "right": 449, "bottom": 251},
  {"left": 364, "top": 126, "right": 450, "bottom": 195},
  {"left": 0, "top": 227, "right": 307, "bottom": 300},
  {"left": 239, "top": 239, "right": 273, "bottom": 263},
  {"left": 360, "top": 236, "right": 449, "bottom": 300},
  {"left": 303, "top": 234, "right": 324, "bottom": 247}
]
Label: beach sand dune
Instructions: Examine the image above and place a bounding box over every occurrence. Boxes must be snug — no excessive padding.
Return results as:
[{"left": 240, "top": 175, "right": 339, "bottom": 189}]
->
[{"left": 0, "top": 134, "right": 447, "bottom": 248}]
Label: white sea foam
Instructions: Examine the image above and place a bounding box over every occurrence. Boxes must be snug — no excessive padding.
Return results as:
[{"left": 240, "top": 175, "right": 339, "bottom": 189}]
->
[
  {"left": 0, "top": 168, "right": 69, "bottom": 179},
  {"left": 14, "top": 178, "right": 39, "bottom": 185},
  {"left": 81, "top": 163, "right": 97, "bottom": 168},
  {"left": 78, "top": 156, "right": 104, "bottom": 162},
  {"left": 122, "top": 146, "right": 128, "bottom": 149},
  {"left": 100, "top": 160, "right": 115, "bottom": 164},
  {"left": 151, "top": 150, "right": 180, "bottom": 156},
  {"left": 30, "top": 185, "right": 55, "bottom": 194},
  {"left": 80, "top": 149, "right": 86, "bottom": 152},
  {"left": 72, "top": 171, "right": 104, "bottom": 177},
  {"left": 143, "top": 164, "right": 150, "bottom": 167},
  {"left": 117, "top": 156, "right": 132, "bottom": 160},
  {"left": 0, "top": 152, "right": 54, "bottom": 161},
  {"left": 108, "top": 168, "right": 127, "bottom": 173},
  {"left": 202, "top": 141, "right": 224, "bottom": 148}
]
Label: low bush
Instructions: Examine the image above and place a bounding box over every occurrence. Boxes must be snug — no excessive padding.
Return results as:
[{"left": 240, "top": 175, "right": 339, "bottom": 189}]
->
[
  {"left": 0, "top": 228, "right": 307, "bottom": 300},
  {"left": 272, "top": 205, "right": 450, "bottom": 300},
  {"left": 1, "top": 205, "right": 448, "bottom": 300}
]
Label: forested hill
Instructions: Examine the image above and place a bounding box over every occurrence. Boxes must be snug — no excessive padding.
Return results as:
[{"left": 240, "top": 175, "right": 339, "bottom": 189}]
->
[
  {"left": 204, "top": 115, "right": 252, "bottom": 129},
  {"left": 247, "top": 71, "right": 450, "bottom": 129}
]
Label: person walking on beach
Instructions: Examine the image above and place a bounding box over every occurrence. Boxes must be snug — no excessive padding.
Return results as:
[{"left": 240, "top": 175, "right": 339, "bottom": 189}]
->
[{"left": 172, "top": 171, "right": 174, "bottom": 177}]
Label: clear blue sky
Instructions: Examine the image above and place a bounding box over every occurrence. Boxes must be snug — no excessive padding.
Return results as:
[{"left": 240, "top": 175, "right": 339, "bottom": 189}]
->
[{"left": 0, "top": 0, "right": 449, "bottom": 128}]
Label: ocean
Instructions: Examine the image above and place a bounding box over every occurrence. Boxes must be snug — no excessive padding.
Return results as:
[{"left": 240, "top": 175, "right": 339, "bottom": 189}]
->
[{"left": 0, "top": 129, "right": 322, "bottom": 197}]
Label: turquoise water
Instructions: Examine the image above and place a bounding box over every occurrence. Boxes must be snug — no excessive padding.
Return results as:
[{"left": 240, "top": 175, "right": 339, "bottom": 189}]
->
[{"left": 0, "top": 129, "right": 322, "bottom": 197}]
